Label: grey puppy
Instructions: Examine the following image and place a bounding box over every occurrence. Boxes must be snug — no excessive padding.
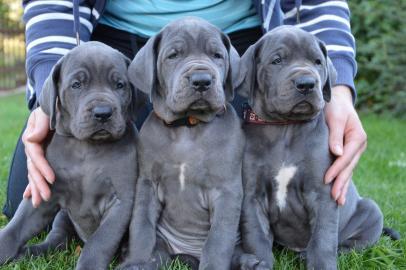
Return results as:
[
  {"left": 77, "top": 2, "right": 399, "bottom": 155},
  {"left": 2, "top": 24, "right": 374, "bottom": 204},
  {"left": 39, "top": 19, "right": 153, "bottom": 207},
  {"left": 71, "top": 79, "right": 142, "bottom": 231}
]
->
[
  {"left": 0, "top": 42, "right": 138, "bottom": 270},
  {"left": 118, "top": 17, "right": 247, "bottom": 270},
  {"left": 238, "top": 26, "right": 383, "bottom": 270}
]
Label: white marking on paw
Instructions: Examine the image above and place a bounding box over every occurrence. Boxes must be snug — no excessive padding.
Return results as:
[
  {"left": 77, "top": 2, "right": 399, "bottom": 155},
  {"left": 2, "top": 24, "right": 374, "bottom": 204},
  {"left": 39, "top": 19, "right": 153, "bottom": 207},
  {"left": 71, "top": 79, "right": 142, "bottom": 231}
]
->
[
  {"left": 179, "top": 163, "right": 186, "bottom": 191},
  {"left": 275, "top": 165, "right": 297, "bottom": 209}
]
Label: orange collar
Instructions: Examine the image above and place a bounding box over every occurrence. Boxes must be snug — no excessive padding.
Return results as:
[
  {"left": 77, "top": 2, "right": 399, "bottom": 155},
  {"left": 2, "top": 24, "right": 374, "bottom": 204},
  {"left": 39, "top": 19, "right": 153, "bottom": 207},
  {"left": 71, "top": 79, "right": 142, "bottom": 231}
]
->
[
  {"left": 155, "top": 106, "right": 226, "bottom": 128},
  {"left": 163, "top": 115, "right": 201, "bottom": 127}
]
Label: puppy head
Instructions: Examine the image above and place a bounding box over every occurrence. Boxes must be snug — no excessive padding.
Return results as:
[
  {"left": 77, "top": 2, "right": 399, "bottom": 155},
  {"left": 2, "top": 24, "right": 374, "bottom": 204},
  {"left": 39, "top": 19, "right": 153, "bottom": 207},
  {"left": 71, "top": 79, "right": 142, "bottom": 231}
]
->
[
  {"left": 128, "top": 16, "right": 242, "bottom": 123},
  {"left": 238, "top": 25, "right": 337, "bottom": 121},
  {"left": 39, "top": 41, "right": 135, "bottom": 141}
]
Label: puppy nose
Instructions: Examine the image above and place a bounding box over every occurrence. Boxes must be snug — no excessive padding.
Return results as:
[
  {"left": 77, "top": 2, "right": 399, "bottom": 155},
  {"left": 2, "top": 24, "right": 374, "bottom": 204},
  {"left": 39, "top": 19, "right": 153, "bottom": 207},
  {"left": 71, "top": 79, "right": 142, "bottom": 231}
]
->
[
  {"left": 295, "top": 76, "right": 316, "bottom": 94},
  {"left": 92, "top": 106, "right": 113, "bottom": 122},
  {"left": 190, "top": 72, "right": 212, "bottom": 92}
]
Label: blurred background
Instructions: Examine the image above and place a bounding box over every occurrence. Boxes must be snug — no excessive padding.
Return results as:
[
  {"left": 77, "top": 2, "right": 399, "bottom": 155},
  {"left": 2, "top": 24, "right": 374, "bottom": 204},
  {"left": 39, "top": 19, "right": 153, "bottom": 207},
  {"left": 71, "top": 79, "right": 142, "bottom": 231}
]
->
[{"left": 0, "top": 0, "right": 24, "bottom": 92}]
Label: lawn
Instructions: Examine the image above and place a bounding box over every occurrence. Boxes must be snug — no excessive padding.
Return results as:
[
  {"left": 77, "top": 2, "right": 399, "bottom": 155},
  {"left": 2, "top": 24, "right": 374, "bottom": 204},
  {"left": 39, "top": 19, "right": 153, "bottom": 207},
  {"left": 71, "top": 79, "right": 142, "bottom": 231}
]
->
[{"left": 0, "top": 94, "right": 405, "bottom": 269}]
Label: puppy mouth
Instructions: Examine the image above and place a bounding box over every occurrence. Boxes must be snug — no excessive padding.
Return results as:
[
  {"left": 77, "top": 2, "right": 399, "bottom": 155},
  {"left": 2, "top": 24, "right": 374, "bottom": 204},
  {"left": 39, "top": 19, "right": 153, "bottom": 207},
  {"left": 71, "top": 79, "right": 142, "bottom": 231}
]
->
[
  {"left": 90, "top": 129, "right": 113, "bottom": 140},
  {"left": 291, "top": 101, "right": 314, "bottom": 114},
  {"left": 188, "top": 99, "right": 211, "bottom": 110}
]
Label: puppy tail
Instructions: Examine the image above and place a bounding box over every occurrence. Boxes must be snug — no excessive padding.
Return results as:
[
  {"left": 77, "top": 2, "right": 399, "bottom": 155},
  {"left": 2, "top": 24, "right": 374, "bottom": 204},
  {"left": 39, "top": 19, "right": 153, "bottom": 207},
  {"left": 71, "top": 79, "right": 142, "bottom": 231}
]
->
[{"left": 382, "top": 227, "right": 401, "bottom": 241}]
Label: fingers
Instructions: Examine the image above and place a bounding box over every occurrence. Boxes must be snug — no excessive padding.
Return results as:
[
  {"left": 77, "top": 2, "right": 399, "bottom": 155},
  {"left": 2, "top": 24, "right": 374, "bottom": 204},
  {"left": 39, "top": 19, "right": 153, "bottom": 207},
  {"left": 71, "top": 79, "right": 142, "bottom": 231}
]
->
[
  {"left": 23, "top": 183, "right": 32, "bottom": 199},
  {"left": 331, "top": 143, "right": 364, "bottom": 205},
  {"left": 25, "top": 145, "right": 55, "bottom": 184},
  {"left": 327, "top": 115, "right": 345, "bottom": 157},
  {"left": 26, "top": 107, "right": 50, "bottom": 142},
  {"left": 23, "top": 108, "right": 55, "bottom": 184},
  {"left": 337, "top": 178, "right": 351, "bottom": 206},
  {"left": 22, "top": 107, "right": 54, "bottom": 207},
  {"left": 325, "top": 136, "right": 366, "bottom": 184},
  {"left": 28, "top": 174, "right": 41, "bottom": 208},
  {"left": 27, "top": 158, "right": 51, "bottom": 201},
  {"left": 324, "top": 86, "right": 368, "bottom": 205}
]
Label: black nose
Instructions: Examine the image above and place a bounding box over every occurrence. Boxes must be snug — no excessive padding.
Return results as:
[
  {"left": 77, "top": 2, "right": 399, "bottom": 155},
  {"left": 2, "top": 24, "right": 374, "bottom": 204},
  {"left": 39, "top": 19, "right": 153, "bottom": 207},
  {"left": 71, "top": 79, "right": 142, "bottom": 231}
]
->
[
  {"left": 190, "top": 72, "right": 212, "bottom": 92},
  {"left": 295, "top": 76, "right": 316, "bottom": 94},
  {"left": 92, "top": 106, "right": 113, "bottom": 122}
]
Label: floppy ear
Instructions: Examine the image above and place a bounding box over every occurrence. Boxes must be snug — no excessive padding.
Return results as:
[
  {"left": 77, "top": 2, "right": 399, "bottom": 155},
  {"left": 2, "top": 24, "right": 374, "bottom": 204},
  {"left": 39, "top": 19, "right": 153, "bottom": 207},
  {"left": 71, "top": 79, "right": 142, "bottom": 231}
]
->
[
  {"left": 38, "top": 58, "right": 64, "bottom": 130},
  {"left": 121, "top": 54, "right": 143, "bottom": 122},
  {"left": 128, "top": 34, "right": 161, "bottom": 101},
  {"left": 318, "top": 40, "right": 337, "bottom": 102},
  {"left": 235, "top": 42, "right": 259, "bottom": 105},
  {"left": 221, "top": 33, "right": 242, "bottom": 102}
]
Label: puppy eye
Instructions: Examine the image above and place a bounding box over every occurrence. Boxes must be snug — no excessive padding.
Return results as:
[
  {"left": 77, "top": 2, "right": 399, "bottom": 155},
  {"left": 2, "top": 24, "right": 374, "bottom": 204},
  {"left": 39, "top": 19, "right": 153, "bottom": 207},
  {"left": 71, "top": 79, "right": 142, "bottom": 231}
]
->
[
  {"left": 116, "top": 82, "right": 125, "bottom": 89},
  {"left": 315, "top": 59, "right": 322, "bottom": 65},
  {"left": 271, "top": 56, "right": 282, "bottom": 65},
  {"left": 213, "top": 52, "right": 223, "bottom": 59},
  {"left": 168, "top": 52, "right": 178, "bottom": 60},
  {"left": 71, "top": 81, "right": 81, "bottom": 89}
]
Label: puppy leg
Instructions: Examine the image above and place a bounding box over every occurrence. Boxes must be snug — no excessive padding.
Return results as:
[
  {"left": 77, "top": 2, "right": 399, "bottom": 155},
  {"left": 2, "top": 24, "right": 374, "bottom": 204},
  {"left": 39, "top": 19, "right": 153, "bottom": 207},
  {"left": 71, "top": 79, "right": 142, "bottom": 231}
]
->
[
  {"left": 118, "top": 237, "right": 171, "bottom": 270},
  {"left": 231, "top": 245, "right": 272, "bottom": 270},
  {"left": 199, "top": 189, "right": 242, "bottom": 270},
  {"left": 21, "top": 209, "right": 76, "bottom": 257},
  {"left": 339, "top": 198, "right": 383, "bottom": 252},
  {"left": 240, "top": 168, "right": 274, "bottom": 268},
  {"left": 76, "top": 200, "right": 133, "bottom": 270},
  {"left": 0, "top": 199, "right": 59, "bottom": 264},
  {"left": 240, "top": 196, "right": 274, "bottom": 268},
  {"left": 117, "top": 177, "right": 162, "bottom": 269},
  {"left": 304, "top": 189, "right": 339, "bottom": 270}
]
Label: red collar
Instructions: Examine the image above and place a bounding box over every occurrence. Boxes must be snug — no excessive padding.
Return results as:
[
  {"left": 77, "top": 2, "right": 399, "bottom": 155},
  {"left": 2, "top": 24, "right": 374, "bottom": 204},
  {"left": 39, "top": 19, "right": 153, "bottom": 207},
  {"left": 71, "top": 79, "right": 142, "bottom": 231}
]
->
[{"left": 243, "top": 104, "right": 311, "bottom": 125}]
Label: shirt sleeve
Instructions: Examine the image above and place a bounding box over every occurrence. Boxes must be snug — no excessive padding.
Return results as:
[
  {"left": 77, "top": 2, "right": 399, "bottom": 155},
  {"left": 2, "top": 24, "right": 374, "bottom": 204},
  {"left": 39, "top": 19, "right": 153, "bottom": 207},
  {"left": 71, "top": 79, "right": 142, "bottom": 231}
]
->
[
  {"left": 281, "top": 0, "right": 357, "bottom": 99},
  {"left": 22, "top": 0, "right": 94, "bottom": 109}
]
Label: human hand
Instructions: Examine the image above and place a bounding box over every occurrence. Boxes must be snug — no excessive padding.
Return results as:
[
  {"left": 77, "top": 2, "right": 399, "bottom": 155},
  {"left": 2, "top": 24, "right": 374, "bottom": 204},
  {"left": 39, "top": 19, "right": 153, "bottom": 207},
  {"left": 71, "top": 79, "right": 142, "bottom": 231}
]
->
[
  {"left": 21, "top": 107, "right": 55, "bottom": 207},
  {"left": 324, "top": 85, "right": 367, "bottom": 205}
]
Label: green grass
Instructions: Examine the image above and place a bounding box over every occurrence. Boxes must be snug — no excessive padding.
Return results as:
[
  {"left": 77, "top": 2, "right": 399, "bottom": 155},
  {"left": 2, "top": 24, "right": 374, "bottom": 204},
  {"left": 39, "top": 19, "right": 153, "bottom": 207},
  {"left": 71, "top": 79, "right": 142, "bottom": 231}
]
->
[{"left": 0, "top": 94, "right": 405, "bottom": 269}]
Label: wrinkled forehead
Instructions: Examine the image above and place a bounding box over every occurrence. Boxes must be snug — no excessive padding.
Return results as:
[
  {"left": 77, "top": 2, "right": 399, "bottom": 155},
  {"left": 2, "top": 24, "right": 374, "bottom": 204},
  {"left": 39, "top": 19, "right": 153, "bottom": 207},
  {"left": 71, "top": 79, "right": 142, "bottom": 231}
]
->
[
  {"left": 260, "top": 28, "right": 322, "bottom": 58},
  {"left": 62, "top": 47, "right": 127, "bottom": 75},
  {"left": 159, "top": 21, "right": 226, "bottom": 51}
]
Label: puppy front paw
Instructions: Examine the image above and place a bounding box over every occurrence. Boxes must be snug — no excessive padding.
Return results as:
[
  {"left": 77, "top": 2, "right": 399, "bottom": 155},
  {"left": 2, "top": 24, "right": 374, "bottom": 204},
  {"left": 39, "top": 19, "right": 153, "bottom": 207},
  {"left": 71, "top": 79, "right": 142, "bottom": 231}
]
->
[
  {"left": 306, "top": 252, "right": 337, "bottom": 270},
  {"left": 116, "top": 262, "right": 159, "bottom": 270},
  {"left": 239, "top": 253, "right": 273, "bottom": 270},
  {"left": 0, "top": 232, "right": 22, "bottom": 264}
]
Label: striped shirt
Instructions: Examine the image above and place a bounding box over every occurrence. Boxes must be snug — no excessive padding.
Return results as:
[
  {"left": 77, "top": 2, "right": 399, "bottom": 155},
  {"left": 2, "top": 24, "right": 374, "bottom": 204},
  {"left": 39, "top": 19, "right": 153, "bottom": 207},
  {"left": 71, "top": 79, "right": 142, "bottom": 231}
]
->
[{"left": 22, "top": 0, "right": 356, "bottom": 109}]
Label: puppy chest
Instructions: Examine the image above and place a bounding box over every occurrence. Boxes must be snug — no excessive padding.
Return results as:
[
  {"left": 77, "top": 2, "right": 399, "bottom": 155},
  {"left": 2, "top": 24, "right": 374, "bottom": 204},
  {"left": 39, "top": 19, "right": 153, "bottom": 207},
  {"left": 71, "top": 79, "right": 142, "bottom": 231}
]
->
[
  {"left": 266, "top": 165, "right": 312, "bottom": 249},
  {"left": 50, "top": 160, "right": 120, "bottom": 241},
  {"left": 156, "top": 166, "right": 211, "bottom": 216},
  {"left": 154, "top": 163, "right": 213, "bottom": 258}
]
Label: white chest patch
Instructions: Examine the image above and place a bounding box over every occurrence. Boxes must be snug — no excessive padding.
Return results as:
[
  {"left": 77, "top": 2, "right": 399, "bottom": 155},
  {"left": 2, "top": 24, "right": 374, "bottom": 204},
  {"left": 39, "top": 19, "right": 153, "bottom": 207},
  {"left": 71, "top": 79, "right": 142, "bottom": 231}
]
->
[
  {"left": 179, "top": 163, "right": 186, "bottom": 191},
  {"left": 274, "top": 165, "right": 297, "bottom": 210}
]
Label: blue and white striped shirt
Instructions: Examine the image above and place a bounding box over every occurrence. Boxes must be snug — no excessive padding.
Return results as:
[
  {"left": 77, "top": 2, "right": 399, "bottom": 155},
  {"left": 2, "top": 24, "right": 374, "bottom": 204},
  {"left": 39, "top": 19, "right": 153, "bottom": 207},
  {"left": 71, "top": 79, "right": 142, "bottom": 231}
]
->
[{"left": 22, "top": 0, "right": 356, "bottom": 109}]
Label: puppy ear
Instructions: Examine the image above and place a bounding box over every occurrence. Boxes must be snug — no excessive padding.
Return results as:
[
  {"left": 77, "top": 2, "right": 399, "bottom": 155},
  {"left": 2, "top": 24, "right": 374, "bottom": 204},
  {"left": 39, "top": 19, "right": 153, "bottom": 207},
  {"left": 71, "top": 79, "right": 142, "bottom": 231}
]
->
[
  {"left": 122, "top": 54, "right": 143, "bottom": 122},
  {"left": 235, "top": 42, "right": 259, "bottom": 105},
  {"left": 38, "top": 58, "right": 63, "bottom": 130},
  {"left": 123, "top": 54, "right": 132, "bottom": 68},
  {"left": 128, "top": 34, "right": 161, "bottom": 100},
  {"left": 222, "top": 33, "right": 242, "bottom": 102},
  {"left": 318, "top": 41, "right": 337, "bottom": 102}
]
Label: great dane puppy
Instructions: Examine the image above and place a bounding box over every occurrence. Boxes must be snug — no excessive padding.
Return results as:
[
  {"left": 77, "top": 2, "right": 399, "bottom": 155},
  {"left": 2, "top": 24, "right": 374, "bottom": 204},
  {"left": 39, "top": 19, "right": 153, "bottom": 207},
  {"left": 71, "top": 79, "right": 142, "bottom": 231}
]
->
[
  {"left": 238, "top": 26, "right": 384, "bottom": 269},
  {"left": 0, "top": 42, "right": 138, "bottom": 270},
  {"left": 119, "top": 17, "right": 246, "bottom": 270}
]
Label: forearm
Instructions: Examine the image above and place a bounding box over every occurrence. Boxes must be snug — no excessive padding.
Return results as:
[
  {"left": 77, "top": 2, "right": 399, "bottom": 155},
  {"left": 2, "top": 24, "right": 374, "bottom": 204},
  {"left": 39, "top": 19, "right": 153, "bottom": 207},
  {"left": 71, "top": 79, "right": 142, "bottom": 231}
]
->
[{"left": 23, "top": 0, "right": 94, "bottom": 109}]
